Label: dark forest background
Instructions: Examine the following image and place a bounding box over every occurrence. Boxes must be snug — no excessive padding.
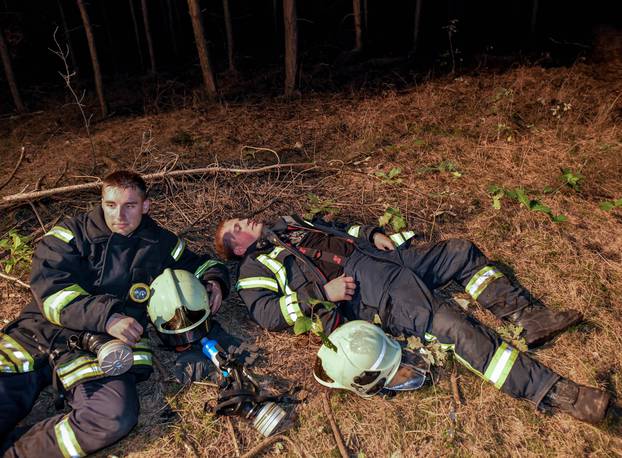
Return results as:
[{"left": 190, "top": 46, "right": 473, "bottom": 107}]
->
[{"left": 0, "top": 0, "right": 620, "bottom": 115}]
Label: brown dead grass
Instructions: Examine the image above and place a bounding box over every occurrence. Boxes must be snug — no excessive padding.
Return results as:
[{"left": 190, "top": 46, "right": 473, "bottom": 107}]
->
[{"left": 1, "top": 58, "right": 622, "bottom": 457}]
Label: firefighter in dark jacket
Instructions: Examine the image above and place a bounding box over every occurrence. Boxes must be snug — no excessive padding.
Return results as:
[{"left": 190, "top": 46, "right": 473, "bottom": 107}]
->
[
  {"left": 214, "top": 214, "right": 613, "bottom": 425},
  {"left": 0, "top": 171, "right": 230, "bottom": 458}
]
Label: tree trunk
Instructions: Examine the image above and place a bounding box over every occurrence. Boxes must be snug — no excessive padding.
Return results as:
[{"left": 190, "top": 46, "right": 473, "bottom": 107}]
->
[
  {"left": 164, "top": 0, "right": 178, "bottom": 56},
  {"left": 141, "top": 0, "right": 156, "bottom": 74},
  {"left": 56, "top": 0, "right": 79, "bottom": 74},
  {"left": 222, "top": 0, "right": 235, "bottom": 72},
  {"left": 0, "top": 29, "right": 25, "bottom": 113},
  {"left": 76, "top": 0, "right": 108, "bottom": 117},
  {"left": 272, "top": 0, "right": 279, "bottom": 36},
  {"left": 187, "top": 0, "right": 217, "bottom": 99},
  {"left": 530, "top": 0, "right": 539, "bottom": 45},
  {"left": 352, "top": 0, "right": 363, "bottom": 52},
  {"left": 128, "top": 0, "right": 145, "bottom": 70},
  {"left": 412, "top": 0, "right": 422, "bottom": 55},
  {"left": 282, "top": 0, "right": 298, "bottom": 97},
  {"left": 363, "top": 0, "right": 368, "bottom": 35}
]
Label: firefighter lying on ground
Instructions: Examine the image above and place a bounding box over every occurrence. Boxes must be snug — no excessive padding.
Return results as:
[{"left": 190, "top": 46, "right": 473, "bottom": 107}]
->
[
  {"left": 0, "top": 171, "right": 230, "bottom": 457},
  {"left": 214, "top": 214, "right": 615, "bottom": 425}
]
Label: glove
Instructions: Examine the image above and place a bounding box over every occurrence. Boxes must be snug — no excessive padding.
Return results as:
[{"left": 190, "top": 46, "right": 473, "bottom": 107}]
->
[{"left": 173, "top": 349, "right": 218, "bottom": 385}]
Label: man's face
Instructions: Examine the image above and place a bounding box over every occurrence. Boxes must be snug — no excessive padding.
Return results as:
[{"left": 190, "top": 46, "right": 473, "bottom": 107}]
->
[
  {"left": 101, "top": 186, "right": 150, "bottom": 236},
  {"left": 222, "top": 218, "right": 264, "bottom": 256}
]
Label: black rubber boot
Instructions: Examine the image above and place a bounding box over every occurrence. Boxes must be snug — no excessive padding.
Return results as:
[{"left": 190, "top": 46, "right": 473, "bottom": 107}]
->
[
  {"left": 507, "top": 304, "right": 583, "bottom": 348},
  {"left": 542, "top": 378, "right": 611, "bottom": 424}
]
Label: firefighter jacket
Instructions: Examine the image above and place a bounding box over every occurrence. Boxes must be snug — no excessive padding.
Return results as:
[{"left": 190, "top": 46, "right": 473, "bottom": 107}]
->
[
  {"left": 236, "top": 215, "right": 416, "bottom": 334},
  {"left": 0, "top": 206, "right": 230, "bottom": 391}
]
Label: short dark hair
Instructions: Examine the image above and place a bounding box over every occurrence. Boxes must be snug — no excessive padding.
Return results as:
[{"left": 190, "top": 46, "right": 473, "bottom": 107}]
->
[{"left": 102, "top": 170, "right": 147, "bottom": 199}]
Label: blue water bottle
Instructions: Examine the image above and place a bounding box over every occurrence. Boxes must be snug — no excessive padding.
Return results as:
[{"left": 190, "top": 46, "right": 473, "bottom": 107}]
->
[{"left": 201, "top": 337, "right": 229, "bottom": 377}]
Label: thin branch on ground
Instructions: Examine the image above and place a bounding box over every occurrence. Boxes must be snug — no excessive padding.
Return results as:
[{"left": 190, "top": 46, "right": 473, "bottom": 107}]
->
[
  {"left": 239, "top": 434, "right": 303, "bottom": 458},
  {"left": 1, "top": 162, "right": 315, "bottom": 206},
  {"left": 0, "top": 147, "right": 25, "bottom": 192},
  {"left": 225, "top": 417, "right": 240, "bottom": 457},
  {"left": 321, "top": 391, "right": 349, "bottom": 458},
  {"left": 0, "top": 272, "right": 30, "bottom": 289}
]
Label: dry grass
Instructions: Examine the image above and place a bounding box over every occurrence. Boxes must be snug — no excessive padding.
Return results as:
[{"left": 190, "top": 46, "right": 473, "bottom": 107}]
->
[{"left": 1, "top": 58, "right": 622, "bottom": 457}]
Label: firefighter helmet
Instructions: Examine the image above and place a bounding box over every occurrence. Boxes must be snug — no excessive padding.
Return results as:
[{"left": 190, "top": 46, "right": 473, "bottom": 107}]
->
[
  {"left": 147, "top": 268, "right": 210, "bottom": 347},
  {"left": 313, "top": 320, "right": 402, "bottom": 398}
]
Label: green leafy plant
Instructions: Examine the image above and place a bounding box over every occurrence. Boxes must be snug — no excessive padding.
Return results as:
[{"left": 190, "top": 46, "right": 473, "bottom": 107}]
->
[
  {"left": 417, "top": 160, "right": 462, "bottom": 178},
  {"left": 560, "top": 168, "right": 583, "bottom": 192},
  {"left": 374, "top": 167, "right": 403, "bottom": 185},
  {"left": 599, "top": 198, "right": 622, "bottom": 212},
  {"left": 305, "top": 194, "right": 340, "bottom": 220},
  {"left": 293, "top": 299, "right": 338, "bottom": 351},
  {"left": 487, "top": 185, "right": 567, "bottom": 222},
  {"left": 379, "top": 207, "right": 406, "bottom": 232},
  {"left": 0, "top": 230, "right": 33, "bottom": 274},
  {"left": 496, "top": 323, "right": 527, "bottom": 352}
]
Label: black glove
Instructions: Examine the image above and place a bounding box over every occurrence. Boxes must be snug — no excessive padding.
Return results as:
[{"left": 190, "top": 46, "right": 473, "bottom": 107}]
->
[{"left": 173, "top": 349, "right": 218, "bottom": 385}]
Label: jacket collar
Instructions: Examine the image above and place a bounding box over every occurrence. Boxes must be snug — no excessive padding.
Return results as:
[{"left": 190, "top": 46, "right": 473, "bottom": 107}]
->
[{"left": 85, "top": 206, "right": 160, "bottom": 244}]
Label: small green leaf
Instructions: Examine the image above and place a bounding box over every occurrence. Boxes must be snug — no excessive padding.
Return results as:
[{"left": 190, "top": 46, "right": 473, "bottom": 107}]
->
[
  {"left": 406, "top": 336, "right": 423, "bottom": 350},
  {"left": 308, "top": 298, "right": 337, "bottom": 311},
  {"left": 530, "top": 201, "right": 551, "bottom": 213},
  {"left": 514, "top": 188, "right": 530, "bottom": 207},
  {"left": 319, "top": 332, "right": 338, "bottom": 352},
  {"left": 388, "top": 167, "right": 402, "bottom": 178},
  {"left": 293, "top": 316, "right": 313, "bottom": 335},
  {"left": 391, "top": 215, "right": 406, "bottom": 232},
  {"left": 550, "top": 214, "right": 568, "bottom": 223},
  {"left": 600, "top": 201, "right": 615, "bottom": 211},
  {"left": 372, "top": 314, "right": 382, "bottom": 325}
]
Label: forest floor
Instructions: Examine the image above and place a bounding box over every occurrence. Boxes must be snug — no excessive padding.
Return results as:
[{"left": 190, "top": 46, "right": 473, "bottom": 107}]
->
[{"left": 1, "top": 55, "right": 622, "bottom": 457}]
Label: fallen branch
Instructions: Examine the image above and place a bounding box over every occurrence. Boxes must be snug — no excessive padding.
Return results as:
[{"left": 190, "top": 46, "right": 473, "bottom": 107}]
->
[
  {"left": 0, "top": 272, "right": 30, "bottom": 289},
  {"left": 321, "top": 391, "right": 349, "bottom": 458},
  {"left": 225, "top": 417, "right": 240, "bottom": 457},
  {"left": 1, "top": 162, "right": 316, "bottom": 206},
  {"left": 0, "top": 146, "right": 25, "bottom": 192},
  {"left": 450, "top": 364, "right": 463, "bottom": 406},
  {"left": 239, "top": 434, "right": 303, "bottom": 458}
]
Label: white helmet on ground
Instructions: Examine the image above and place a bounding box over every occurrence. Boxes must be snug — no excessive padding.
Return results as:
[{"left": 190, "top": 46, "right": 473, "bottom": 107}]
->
[{"left": 313, "top": 320, "right": 402, "bottom": 398}]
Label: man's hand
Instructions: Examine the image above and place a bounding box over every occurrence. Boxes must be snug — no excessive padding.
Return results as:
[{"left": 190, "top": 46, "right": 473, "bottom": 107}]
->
[
  {"left": 323, "top": 274, "right": 356, "bottom": 302},
  {"left": 206, "top": 280, "right": 223, "bottom": 315},
  {"left": 373, "top": 232, "right": 395, "bottom": 251},
  {"left": 105, "top": 313, "right": 143, "bottom": 345}
]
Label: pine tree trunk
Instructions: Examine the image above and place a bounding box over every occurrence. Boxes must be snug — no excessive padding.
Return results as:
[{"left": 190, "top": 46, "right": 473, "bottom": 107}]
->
[
  {"left": 412, "top": 0, "right": 422, "bottom": 55},
  {"left": 76, "top": 0, "right": 108, "bottom": 117},
  {"left": 128, "top": 0, "right": 145, "bottom": 70},
  {"left": 283, "top": 0, "right": 298, "bottom": 97},
  {"left": 187, "top": 0, "right": 217, "bottom": 99},
  {"left": 57, "top": 0, "right": 79, "bottom": 74},
  {"left": 352, "top": 0, "right": 363, "bottom": 52},
  {"left": 164, "top": 0, "right": 178, "bottom": 56},
  {"left": 0, "top": 29, "right": 25, "bottom": 113},
  {"left": 141, "top": 0, "right": 156, "bottom": 74},
  {"left": 222, "top": 0, "right": 236, "bottom": 72}
]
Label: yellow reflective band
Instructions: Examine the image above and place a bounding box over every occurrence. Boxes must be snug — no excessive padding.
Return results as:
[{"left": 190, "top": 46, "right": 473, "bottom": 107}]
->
[
  {"left": 43, "top": 284, "right": 89, "bottom": 326},
  {"left": 59, "top": 363, "right": 104, "bottom": 389},
  {"left": 347, "top": 225, "right": 361, "bottom": 237},
  {"left": 236, "top": 277, "right": 280, "bottom": 293},
  {"left": 279, "top": 292, "right": 302, "bottom": 325},
  {"left": 257, "top": 255, "right": 288, "bottom": 292},
  {"left": 483, "top": 342, "right": 519, "bottom": 389},
  {"left": 54, "top": 416, "right": 86, "bottom": 458},
  {"left": 465, "top": 266, "right": 504, "bottom": 300},
  {"left": 268, "top": 247, "right": 285, "bottom": 259},
  {"left": 390, "top": 233, "right": 406, "bottom": 246},
  {"left": 0, "top": 352, "right": 17, "bottom": 373},
  {"left": 0, "top": 333, "right": 34, "bottom": 372},
  {"left": 171, "top": 238, "right": 186, "bottom": 261},
  {"left": 45, "top": 226, "right": 75, "bottom": 243},
  {"left": 133, "top": 339, "right": 152, "bottom": 351},
  {"left": 57, "top": 355, "right": 97, "bottom": 377},
  {"left": 194, "top": 259, "right": 222, "bottom": 278},
  {"left": 132, "top": 352, "right": 153, "bottom": 366}
]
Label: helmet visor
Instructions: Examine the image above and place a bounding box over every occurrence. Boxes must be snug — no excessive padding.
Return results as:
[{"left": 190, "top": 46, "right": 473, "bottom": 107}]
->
[
  {"left": 313, "top": 356, "right": 335, "bottom": 384},
  {"left": 162, "top": 307, "right": 207, "bottom": 331}
]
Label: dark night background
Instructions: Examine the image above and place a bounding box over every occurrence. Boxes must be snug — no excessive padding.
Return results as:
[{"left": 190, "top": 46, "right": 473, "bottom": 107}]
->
[{"left": 0, "top": 0, "right": 620, "bottom": 115}]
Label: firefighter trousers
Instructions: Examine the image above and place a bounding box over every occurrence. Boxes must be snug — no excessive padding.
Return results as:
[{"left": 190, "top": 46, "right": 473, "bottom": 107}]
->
[
  {"left": 0, "top": 367, "right": 139, "bottom": 458},
  {"left": 344, "top": 247, "right": 559, "bottom": 407},
  {"left": 399, "top": 238, "right": 534, "bottom": 318}
]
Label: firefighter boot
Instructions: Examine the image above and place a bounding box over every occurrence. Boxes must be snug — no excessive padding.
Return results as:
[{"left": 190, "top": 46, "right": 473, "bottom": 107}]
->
[
  {"left": 542, "top": 378, "right": 611, "bottom": 424},
  {"left": 507, "top": 304, "right": 583, "bottom": 348}
]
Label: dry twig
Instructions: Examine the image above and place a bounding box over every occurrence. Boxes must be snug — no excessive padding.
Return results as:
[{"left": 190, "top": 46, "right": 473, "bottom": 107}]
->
[
  {"left": 0, "top": 147, "right": 25, "bottom": 192},
  {"left": 0, "top": 272, "right": 30, "bottom": 289},
  {"left": 226, "top": 417, "right": 241, "bottom": 457},
  {"left": 239, "top": 434, "right": 303, "bottom": 458},
  {"left": 1, "top": 162, "right": 315, "bottom": 206},
  {"left": 321, "top": 391, "right": 349, "bottom": 458}
]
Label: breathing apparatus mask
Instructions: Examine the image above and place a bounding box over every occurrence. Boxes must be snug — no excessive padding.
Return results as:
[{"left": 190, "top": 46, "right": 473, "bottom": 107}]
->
[{"left": 202, "top": 338, "right": 297, "bottom": 437}]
